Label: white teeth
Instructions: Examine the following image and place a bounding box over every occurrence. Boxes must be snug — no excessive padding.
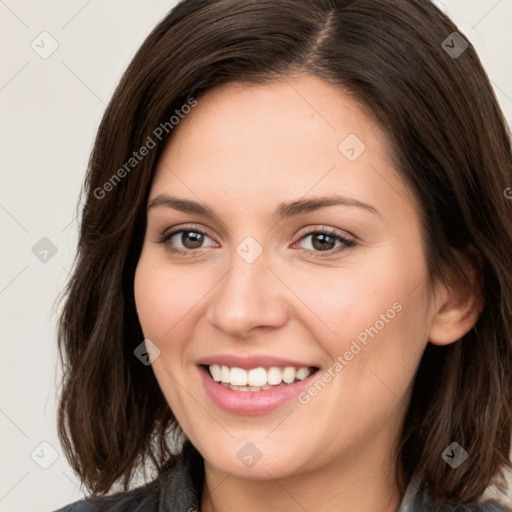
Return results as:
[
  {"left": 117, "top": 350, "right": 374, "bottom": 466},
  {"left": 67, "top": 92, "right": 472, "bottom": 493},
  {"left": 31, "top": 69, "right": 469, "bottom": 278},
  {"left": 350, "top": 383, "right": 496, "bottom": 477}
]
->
[
  {"left": 220, "top": 365, "right": 230, "bottom": 383},
  {"left": 207, "top": 364, "right": 314, "bottom": 389},
  {"left": 248, "top": 367, "right": 267, "bottom": 387},
  {"left": 230, "top": 367, "right": 247, "bottom": 386},
  {"left": 282, "top": 367, "right": 296, "bottom": 384},
  {"left": 209, "top": 364, "right": 221, "bottom": 382},
  {"left": 267, "top": 367, "right": 283, "bottom": 385},
  {"left": 296, "top": 367, "right": 310, "bottom": 381}
]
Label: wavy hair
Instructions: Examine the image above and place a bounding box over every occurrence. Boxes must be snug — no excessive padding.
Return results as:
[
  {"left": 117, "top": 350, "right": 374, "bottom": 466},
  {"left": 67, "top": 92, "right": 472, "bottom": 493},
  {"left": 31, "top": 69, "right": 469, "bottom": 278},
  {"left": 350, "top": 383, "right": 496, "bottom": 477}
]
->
[{"left": 56, "top": 0, "right": 512, "bottom": 507}]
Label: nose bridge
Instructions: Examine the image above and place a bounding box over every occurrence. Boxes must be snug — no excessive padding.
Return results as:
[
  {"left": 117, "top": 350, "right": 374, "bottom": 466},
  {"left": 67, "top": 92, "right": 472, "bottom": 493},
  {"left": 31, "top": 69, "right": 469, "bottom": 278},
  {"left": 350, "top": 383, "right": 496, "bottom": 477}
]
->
[{"left": 206, "top": 240, "right": 288, "bottom": 336}]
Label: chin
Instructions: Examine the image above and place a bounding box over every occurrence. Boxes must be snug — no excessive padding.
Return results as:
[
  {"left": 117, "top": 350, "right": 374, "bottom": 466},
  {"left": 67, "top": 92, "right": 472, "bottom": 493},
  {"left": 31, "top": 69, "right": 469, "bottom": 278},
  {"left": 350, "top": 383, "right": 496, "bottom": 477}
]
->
[{"left": 195, "top": 435, "right": 314, "bottom": 480}]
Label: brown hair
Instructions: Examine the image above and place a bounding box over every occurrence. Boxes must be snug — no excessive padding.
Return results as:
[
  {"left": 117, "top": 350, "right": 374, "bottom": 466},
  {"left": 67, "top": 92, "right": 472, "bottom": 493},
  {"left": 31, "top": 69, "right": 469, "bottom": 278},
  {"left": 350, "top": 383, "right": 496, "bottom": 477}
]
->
[{"left": 57, "top": 0, "right": 512, "bottom": 507}]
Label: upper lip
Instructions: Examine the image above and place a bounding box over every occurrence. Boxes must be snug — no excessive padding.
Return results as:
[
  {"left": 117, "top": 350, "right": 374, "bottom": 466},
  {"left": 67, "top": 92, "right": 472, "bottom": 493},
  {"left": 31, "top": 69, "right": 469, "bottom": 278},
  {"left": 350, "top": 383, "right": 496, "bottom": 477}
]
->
[{"left": 196, "top": 354, "right": 319, "bottom": 370}]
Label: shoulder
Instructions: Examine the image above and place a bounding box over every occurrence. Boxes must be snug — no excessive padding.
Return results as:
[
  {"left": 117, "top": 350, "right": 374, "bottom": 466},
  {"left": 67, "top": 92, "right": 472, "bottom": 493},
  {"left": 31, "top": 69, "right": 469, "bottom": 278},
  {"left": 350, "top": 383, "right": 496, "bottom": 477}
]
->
[
  {"left": 435, "top": 495, "right": 512, "bottom": 511},
  {"left": 429, "top": 499, "right": 512, "bottom": 511},
  {"left": 50, "top": 480, "right": 158, "bottom": 512},
  {"left": 50, "top": 441, "right": 204, "bottom": 512},
  {"left": 476, "top": 501, "right": 512, "bottom": 512},
  {"left": 446, "top": 500, "right": 512, "bottom": 511},
  {"left": 401, "top": 473, "right": 512, "bottom": 512}
]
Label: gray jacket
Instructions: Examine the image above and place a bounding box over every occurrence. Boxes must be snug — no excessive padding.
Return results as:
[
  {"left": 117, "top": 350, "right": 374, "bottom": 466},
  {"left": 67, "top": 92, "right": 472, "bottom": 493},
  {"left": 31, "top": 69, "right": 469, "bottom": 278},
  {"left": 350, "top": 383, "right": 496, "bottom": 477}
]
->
[{"left": 53, "top": 441, "right": 511, "bottom": 512}]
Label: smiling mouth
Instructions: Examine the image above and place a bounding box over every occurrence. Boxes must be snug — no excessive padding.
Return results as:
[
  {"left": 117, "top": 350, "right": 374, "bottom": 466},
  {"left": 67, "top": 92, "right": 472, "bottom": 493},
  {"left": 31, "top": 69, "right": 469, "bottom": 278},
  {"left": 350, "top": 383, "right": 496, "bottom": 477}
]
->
[{"left": 202, "top": 364, "right": 320, "bottom": 392}]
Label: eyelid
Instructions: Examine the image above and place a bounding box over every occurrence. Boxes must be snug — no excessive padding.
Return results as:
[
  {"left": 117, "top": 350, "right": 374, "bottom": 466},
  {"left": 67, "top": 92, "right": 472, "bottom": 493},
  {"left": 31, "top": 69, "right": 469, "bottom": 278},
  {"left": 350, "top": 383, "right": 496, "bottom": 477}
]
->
[
  {"left": 153, "top": 223, "right": 218, "bottom": 249},
  {"left": 156, "top": 223, "right": 354, "bottom": 242},
  {"left": 294, "top": 224, "right": 355, "bottom": 241},
  {"left": 291, "top": 226, "right": 356, "bottom": 257},
  {"left": 155, "top": 223, "right": 356, "bottom": 257},
  {"left": 157, "top": 223, "right": 216, "bottom": 240}
]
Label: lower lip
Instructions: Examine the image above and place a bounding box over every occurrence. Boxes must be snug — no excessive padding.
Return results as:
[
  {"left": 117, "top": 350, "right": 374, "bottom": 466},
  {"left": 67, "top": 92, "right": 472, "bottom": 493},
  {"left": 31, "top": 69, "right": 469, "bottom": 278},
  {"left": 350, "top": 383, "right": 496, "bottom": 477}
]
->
[{"left": 198, "top": 365, "right": 318, "bottom": 415}]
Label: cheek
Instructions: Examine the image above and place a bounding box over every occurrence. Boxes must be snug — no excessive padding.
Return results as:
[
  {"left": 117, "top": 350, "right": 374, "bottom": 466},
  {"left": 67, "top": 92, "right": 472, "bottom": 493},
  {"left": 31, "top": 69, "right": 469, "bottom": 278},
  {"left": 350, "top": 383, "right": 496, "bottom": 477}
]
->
[
  {"left": 284, "top": 258, "right": 422, "bottom": 352},
  {"left": 133, "top": 263, "right": 170, "bottom": 341},
  {"left": 281, "top": 245, "right": 430, "bottom": 400},
  {"left": 134, "top": 255, "right": 211, "bottom": 343},
  {"left": 133, "top": 255, "right": 208, "bottom": 413}
]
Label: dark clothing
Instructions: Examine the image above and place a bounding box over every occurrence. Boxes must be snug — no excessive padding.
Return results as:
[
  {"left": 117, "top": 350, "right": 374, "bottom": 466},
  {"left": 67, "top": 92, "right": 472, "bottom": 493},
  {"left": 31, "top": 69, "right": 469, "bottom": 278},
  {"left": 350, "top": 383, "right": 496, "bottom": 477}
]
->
[{"left": 52, "top": 441, "right": 511, "bottom": 512}]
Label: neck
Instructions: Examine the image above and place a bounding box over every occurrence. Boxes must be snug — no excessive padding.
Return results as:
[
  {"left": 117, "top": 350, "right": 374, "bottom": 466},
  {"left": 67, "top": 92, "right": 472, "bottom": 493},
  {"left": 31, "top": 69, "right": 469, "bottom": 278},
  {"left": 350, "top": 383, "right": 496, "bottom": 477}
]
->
[{"left": 200, "top": 445, "right": 402, "bottom": 512}]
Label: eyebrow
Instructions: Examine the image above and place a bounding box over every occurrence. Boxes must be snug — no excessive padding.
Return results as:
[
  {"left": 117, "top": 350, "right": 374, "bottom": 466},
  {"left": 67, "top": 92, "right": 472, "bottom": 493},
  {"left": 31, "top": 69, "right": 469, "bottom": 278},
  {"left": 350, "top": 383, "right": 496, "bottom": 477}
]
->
[{"left": 146, "top": 193, "right": 381, "bottom": 221}]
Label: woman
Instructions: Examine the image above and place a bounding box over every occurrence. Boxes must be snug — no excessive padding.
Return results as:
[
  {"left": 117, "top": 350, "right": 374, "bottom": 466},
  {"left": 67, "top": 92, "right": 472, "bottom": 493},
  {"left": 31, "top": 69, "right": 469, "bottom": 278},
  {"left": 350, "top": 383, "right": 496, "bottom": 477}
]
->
[{"left": 53, "top": 0, "right": 512, "bottom": 510}]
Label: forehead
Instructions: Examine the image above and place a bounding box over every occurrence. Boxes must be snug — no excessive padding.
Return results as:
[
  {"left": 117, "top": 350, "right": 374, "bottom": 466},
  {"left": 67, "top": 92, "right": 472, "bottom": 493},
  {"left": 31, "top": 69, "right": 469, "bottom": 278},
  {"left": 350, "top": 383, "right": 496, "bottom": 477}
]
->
[
  {"left": 163, "top": 76, "right": 380, "bottom": 159},
  {"left": 150, "top": 76, "right": 418, "bottom": 222}
]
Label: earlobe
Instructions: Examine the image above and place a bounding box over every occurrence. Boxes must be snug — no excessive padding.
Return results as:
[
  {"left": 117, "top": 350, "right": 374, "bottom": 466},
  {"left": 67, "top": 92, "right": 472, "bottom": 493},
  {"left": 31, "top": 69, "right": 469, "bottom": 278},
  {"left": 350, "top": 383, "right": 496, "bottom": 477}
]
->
[{"left": 428, "top": 249, "right": 485, "bottom": 347}]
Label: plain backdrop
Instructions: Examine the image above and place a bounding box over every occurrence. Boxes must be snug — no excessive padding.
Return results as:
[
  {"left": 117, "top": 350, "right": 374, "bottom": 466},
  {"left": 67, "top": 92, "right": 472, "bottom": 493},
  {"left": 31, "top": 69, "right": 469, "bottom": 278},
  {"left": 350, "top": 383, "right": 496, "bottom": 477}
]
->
[{"left": 1, "top": 1, "right": 511, "bottom": 511}]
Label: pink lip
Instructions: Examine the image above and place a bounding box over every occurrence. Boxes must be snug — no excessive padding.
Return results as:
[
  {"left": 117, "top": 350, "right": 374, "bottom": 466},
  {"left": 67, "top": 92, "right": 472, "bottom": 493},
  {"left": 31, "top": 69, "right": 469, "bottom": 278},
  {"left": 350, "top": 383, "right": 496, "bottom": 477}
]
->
[
  {"left": 198, "top": 364, "right": 319, "bottom": 415},
  {"left": 195, "top": 354, "right": 317, "bottom": 369}
]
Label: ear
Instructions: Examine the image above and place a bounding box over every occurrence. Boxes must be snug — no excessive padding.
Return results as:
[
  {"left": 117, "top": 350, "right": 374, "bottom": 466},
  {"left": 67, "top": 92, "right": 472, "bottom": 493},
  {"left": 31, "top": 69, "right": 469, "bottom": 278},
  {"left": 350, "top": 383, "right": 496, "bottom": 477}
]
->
[{"left": 428, "top": 248, "right": 485, "bottom": 346}]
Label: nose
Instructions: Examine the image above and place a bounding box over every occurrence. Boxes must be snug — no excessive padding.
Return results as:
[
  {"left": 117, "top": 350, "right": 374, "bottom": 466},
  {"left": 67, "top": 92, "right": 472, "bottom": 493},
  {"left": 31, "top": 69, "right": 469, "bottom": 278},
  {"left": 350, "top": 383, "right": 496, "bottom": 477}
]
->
[{"left": 205, "top": 247, "right": 289, "bottom": 339}]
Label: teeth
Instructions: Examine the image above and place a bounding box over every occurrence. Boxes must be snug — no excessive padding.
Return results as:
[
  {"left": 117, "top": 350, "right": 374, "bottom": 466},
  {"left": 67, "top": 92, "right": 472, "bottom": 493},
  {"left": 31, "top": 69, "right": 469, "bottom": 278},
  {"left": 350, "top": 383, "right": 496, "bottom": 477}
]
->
[
  {"left": 248, "top": 367, "right": 267, "bottom": 387},
  {"left": 296, "top": 367, "right": 310, "bottom": 380},
  {"left": 210, "top": 364, "right": 221, "bottom": 382},
  {"left": 230, "top": 367, "right": 247, "bottom": 386},
  {"left": 220, "top": 365, "right": 230, "bottom": 383},
  {"left": 282, "top": 367, "right": 296, "bottom": 383},
  {"left": 207, "top": 364, "right": 314, "bottom": 389},
  {"left": 267, "top": 367, "right": 282, "bottom": 385}
]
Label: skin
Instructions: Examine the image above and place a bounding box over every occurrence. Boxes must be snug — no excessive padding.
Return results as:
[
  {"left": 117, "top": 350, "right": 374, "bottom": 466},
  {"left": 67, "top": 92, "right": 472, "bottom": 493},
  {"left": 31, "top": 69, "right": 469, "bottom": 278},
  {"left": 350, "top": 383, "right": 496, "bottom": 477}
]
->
[{"left": 134, "top": 75, "right": 482, "bottom": 512}]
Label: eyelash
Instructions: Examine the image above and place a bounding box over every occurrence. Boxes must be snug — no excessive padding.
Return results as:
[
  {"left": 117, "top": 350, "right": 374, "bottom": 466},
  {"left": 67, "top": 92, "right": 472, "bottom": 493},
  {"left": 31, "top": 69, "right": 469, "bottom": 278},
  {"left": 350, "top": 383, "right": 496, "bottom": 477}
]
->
[{"left": 155, "top": 224, "right": 357, "bottom": 259}]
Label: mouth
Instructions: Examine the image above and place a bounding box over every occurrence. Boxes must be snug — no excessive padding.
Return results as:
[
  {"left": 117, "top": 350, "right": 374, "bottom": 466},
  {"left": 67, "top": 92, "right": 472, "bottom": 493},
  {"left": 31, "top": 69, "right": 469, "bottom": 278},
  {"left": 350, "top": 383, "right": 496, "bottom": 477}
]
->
[
  {"left": 202, "top": 363, "right": 319, "bottom": 391},
  {"left": 197, "top": 362, "right": 320, "bottom": 415}
]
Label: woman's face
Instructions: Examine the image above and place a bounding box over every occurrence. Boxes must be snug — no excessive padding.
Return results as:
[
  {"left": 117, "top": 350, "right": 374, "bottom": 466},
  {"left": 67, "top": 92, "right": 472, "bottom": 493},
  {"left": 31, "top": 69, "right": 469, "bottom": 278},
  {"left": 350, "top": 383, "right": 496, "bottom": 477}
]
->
[{"left": 134, "top": 76, "right": 440, "bottom": 480}]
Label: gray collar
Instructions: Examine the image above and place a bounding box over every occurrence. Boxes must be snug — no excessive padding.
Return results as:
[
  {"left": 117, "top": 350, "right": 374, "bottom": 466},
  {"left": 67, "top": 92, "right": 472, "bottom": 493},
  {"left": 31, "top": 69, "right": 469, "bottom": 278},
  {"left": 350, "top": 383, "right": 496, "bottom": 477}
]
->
[
  {"left": 153, "top": 442, "right": 509, "bottom": 512},
  {"left": 157, "top": 443, "right": 430, "bottom": 512},
  {"left": 395, "top": 472, "right": 429, "bottom": 512}
]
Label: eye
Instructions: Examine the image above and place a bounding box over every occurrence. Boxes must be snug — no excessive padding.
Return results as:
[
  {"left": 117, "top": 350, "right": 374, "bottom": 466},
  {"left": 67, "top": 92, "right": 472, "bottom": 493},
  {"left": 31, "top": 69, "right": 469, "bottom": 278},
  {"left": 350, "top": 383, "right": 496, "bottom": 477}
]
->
[
  {"left": 155, "top": 224, "right": 356, "bottom": 258},
  {"left": 293, "top": 228, "right": 356, "bottom": 257},
  {"left": 156, "top": 225, "right": 217, "bottom": 255}
]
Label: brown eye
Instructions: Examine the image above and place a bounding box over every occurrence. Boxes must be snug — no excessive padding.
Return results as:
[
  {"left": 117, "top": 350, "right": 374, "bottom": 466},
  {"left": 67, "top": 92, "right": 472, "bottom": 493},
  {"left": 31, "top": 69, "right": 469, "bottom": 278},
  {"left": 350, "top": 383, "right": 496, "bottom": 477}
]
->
[
  {"left": 295, "top": 229, "right": 356, "bottom": 257},
  {"left": 177, "top": 231, "right": 205, "bottom": 249},
  {"left": 157, "top": 227, "right": 217, "bottom": 254},
  {"left": 310, "top": 232, "right": 337, "bottom": 251}
]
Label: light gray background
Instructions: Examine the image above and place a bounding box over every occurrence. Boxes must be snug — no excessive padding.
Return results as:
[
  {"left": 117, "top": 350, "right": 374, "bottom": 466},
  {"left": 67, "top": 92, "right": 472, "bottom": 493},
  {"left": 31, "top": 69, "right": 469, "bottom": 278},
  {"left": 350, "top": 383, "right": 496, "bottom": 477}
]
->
[{"left": 1, "top": 1, "right": 511, "bottom": 511}]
